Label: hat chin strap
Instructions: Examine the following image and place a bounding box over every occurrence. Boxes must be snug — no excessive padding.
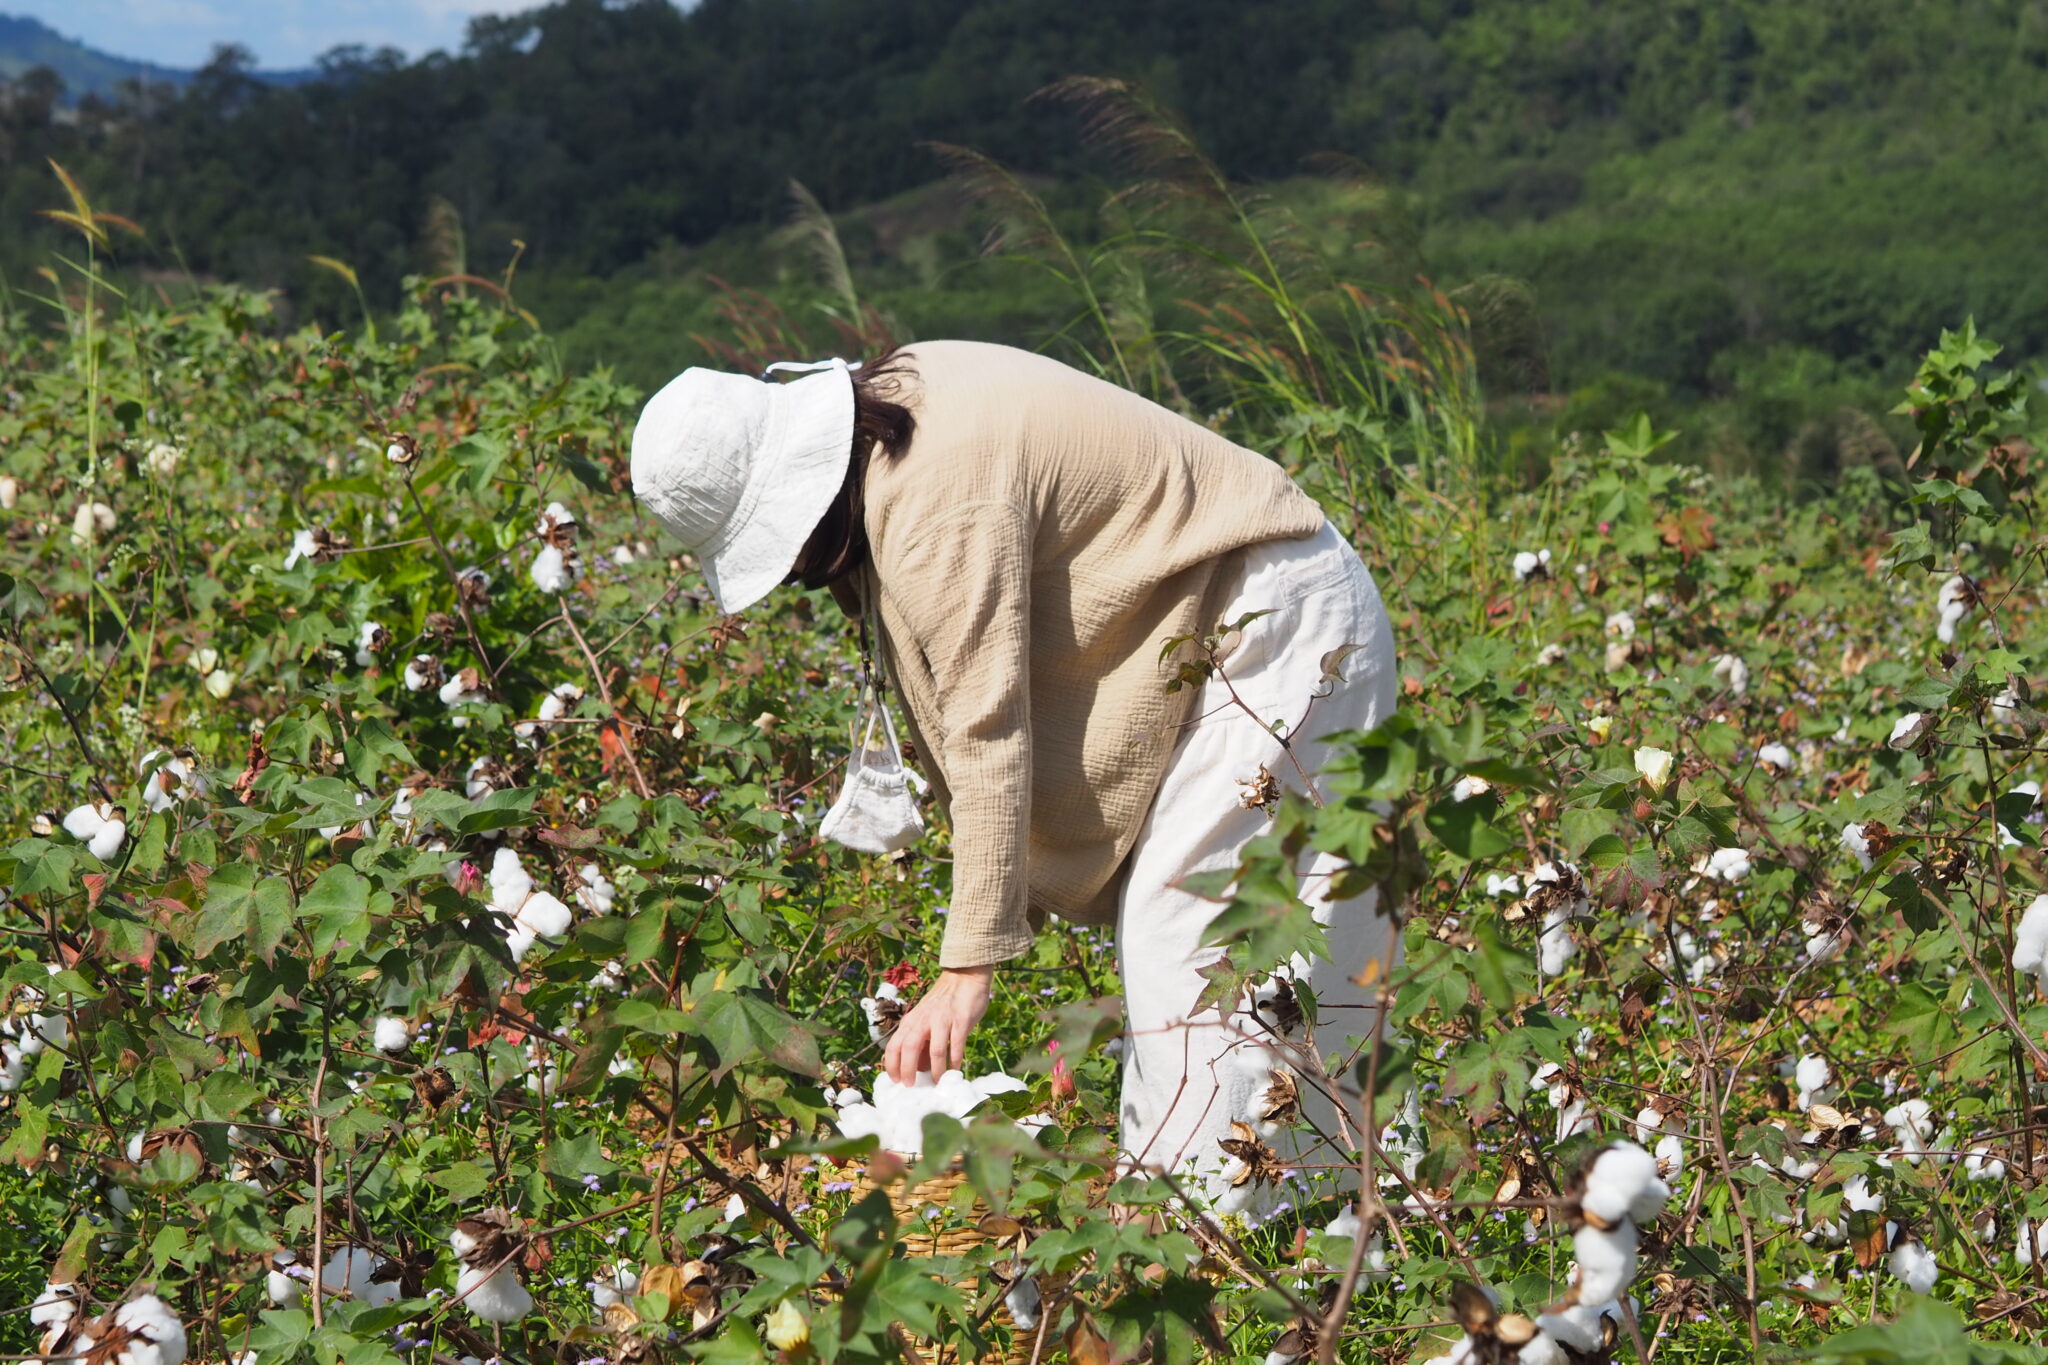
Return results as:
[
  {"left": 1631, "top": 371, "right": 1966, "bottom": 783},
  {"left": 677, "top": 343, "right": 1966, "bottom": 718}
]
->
[{"left": 760, "top": 356, "right": 862, "bottom": 379}]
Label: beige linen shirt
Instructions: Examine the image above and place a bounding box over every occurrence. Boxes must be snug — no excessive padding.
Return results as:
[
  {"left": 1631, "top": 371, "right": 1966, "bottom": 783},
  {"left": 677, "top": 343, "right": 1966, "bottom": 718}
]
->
[{"left": 858, "top": 340, "right": 1327, "bottom": 968}]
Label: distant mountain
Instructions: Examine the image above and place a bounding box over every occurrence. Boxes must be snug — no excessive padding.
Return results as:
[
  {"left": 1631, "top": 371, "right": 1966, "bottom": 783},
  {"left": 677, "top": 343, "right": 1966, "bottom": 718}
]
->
[{"left": 0, "top": 12, "right": 312, "bottom": 101}]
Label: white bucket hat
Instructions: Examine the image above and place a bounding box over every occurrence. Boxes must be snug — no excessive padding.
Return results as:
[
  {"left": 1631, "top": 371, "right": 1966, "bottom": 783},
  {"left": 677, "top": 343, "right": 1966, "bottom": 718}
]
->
[{"left": 630, "top": 358, "right": 857, "bottom": 614}]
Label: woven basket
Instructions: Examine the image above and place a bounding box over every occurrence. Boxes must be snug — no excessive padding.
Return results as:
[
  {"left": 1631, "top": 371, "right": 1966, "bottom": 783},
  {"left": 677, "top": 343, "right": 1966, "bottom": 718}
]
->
[{"left": 854, "top": 1168, "right": 1058, "bottom": 1365}]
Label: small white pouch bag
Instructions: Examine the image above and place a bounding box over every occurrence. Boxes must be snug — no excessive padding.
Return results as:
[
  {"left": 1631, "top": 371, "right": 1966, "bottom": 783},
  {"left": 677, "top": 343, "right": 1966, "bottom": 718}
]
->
[{"left": 818, "top": 673, "right": 927, "bottom": 855}]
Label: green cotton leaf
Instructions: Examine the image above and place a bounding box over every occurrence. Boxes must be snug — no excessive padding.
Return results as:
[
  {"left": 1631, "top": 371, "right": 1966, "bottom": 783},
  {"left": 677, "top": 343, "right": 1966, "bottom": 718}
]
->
[
  {"left": 1881, "top": 980, "right": 1962, "bottom": 1057},
  {"left": 622, "top": 900, "right": 669, "bottom": 964},
  {"left": 191, "top": 864, "right": 295, "bottom": 961},
  {"left": 285, "top": 776, "right": 374, "bottom": 832},
  {"left": 12, "top": 839, "right": 76, "bottom": 896},
  {"left": 458, "top": 786, "right": 538, "bottom": 834},
  {"left": 1423, "top": 794, "right": 1513, "bottom": 860},
  {"left": 197, "top": 1069, "right": 265, "bottom": 1119},
  {"left": 613, "top": 998, "right": 697, "bottom": 1036},
  {"left": 428, "top": 1162, "right": 491, "bottom": 1201},
  {"left": 0, "top": 569, "right": 47, "bottom": 623},
  {"left": 342, "top": 717, "right": 416, "bottom": 787},
  {"left": 1900, "top": 675, "right": 1955, "bottom": 712},
  {"left": 540, "top": 1131, "right": 621, "bottom": 1183},
  {"left": 448, "top": 434, "right": 508, "bottom": 494},
  {"left": 695, "top": 990, "right": 822, "bottom": 1080}
]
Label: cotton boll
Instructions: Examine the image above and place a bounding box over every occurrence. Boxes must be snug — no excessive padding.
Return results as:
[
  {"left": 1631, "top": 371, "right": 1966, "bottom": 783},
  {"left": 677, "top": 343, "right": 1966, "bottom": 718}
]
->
[
  {"left": 1654, "top": 1134, "right": 1685, "bottom": 1180},
  {"left": 1486, "top": 873, "right": 1521, "bottom": 897},
  {"left": 202, "top": 667, "right": 234, "bottom": 700},
  {"left": 109, "top": 1293, "right": 188, "bottom": 1365},
  {"left": 1936, "top": 575, "right": 1973, "bottom": 643},
  {"left": 1710, "top": 653, "right": 1749, "bottom": 696},
  {"left": 1571, "top": 1219, "right": 1639, "bottom": 1304},
  {"left": 1758, "top": 742, "right": 1795, "bottom": 772},
  {"left": 724, "top": 1192, "right": 747, "bottom": 1222},
  {"left": 1888, "top": 712, "right": 1934, "bottom": 750},
  {"left": 1840, "top": 822, "right": 1873, "bottom": 871},
  {"left": 322, "top": 1247, "right": 399, "bottom": 1307},
  {"left": 574, "top": 863, "right": 616, "bottom": 915},
  {"left": 266, "top": 1253, "right": 303, "bottom": 1306},
  {"left": 354, "top": 620, "right": 387, "bottom": 667},
  {"left": 1963, "top": 1148, "right": 2007, "bottom": 1182},
  {"left": 63, "top": 802, "right": 127, "bottom": 860},
  {"left": 2018, "top": 1218, "right": 2048, "bottom": 1265},
  {"left": 1630, "top": 1105, "right": 1667, "bottom": 1144},
  {"left": 138, "top": 750, "right": 205, "bottom": 813},
  {"left": 530, "top": 544, "right": 575, "bottom": 593},
  {"left": 1005, "top": 1275, "right": 1043, "bottom": 1331},
  {"left": 457, "top": 1262, "right": 533, "bottom": 1323},
  {"left": 1452, "top": 775, "right": 1491, "bottom": 802},
  {"left": 590, "top": 1262, "right": 640, "bottom": 1309},
  {"left": 372, "top": 1016, "right": 412, "bottom": 1055},
  {"left": 70, "top": 500, "right": 117, "bottom": 546},
  {"left": 1517, "top": 1331, "right": 1568, "bottom": 1365},
  {"left": 1885, "top": 1099, "right": 1934, "bottom": 1164},
  {"left": 1537, "top": 1301, "right": 1620, "bottom": 1354},
  {"left": 1512, "top": 549, "right": 1552, "bottom": 582},
  {"left": 1536, "top": 643, "right": 1567, "bottom": 666},
  {"left": 1889, "top": 1236, "right": 1938, "bottom": 1293},
  {"left": 283, "top": 527, "right": 320, "bottom": 570},
  {"left": 30, "top": 1280, "right": 80, "bottom": 1329},
  {"left": 1605, "top": 611, "right": 1636, "bottom": 641},
  {"left": 0, "top": 474, "right": 17, "bottom": 508},
  {"left": 1804, "top": 918, "right": 1846, "bottom": 964},
  {"left": 1538, "top": 905, "right": 1578, "bottom": 977},
  {"left": 1843, "top": 1174, "right": 1884, "bottom": 1213},
  {"left": 507, "top": 891, "right": 572, "bottom": 962},
  {"left": 1556, "top": 1096, "right": 1595, "bottom": 1142},
  {"left": 1794, "top": 1054, "right": 1832, "bottom": 1104},
  {"left": 403, "top": 655, "right": 438, "bottom": 692},
  {"left": 1583, "top": 1143, "right": 1671, "bottom": 1227},
  {"left": 1698, "top": 846, "right": 1752, "bottom": 883},
  {"left": 2013, "top": 893, "right": 2048, "bottom": 996}
]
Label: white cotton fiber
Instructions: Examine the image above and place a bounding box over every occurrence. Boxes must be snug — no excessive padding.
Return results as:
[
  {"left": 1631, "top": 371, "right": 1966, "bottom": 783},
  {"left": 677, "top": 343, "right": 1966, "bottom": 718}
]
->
[
  {"left": 1890, "top": 1237, "right": 1938, "bottom": 1293},
  {"left": 1582, "top": 1142, "right": 1671, "bottom": 1226},
  {"left": 1572, "top": 1219, "right": 1639, "bottom": 1304},
  {"left": 2013, "top": 893, "right": 2048, "bottom": 995},
  {"left": 457, "top": 1262, "right": 533, "bottom": 1323}
]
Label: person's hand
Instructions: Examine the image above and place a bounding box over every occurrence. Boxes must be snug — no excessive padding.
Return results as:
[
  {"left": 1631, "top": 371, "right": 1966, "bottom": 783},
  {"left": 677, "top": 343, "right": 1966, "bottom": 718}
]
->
[{"left": 884, "top": 966, "right": 993, "bottom": 1085}]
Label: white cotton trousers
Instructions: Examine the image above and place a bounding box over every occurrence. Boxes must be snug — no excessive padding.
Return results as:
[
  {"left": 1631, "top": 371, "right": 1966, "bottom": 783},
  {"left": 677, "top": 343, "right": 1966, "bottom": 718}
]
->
[{"left": 1115, "top": 519, "right": 1400, "bottom": 1218}]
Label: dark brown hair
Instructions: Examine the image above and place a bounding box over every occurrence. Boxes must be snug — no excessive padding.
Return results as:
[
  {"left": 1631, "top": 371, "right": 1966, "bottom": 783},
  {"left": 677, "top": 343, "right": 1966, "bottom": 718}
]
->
[{"left": 785, "top": 345, "right": 917, "bottom": 590}]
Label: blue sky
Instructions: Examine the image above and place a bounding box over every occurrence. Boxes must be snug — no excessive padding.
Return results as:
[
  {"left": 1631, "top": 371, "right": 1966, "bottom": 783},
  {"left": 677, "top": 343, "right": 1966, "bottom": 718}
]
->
[{"left": 10, "top": 0, "right": 528, "bottom": 70}]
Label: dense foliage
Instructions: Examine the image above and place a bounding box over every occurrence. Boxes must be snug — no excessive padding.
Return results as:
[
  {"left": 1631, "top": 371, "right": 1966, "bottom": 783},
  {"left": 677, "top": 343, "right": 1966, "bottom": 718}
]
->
[
  {"left": 1, "top": 147, "right": 2048, "bottom": 1365},
  {"left": 4, "top": 0, "right": 2048, "bottom": 471}
]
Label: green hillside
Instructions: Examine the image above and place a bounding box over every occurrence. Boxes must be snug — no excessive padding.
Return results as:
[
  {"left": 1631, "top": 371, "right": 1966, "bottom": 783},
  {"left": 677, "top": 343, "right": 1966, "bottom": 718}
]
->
[{"left": 0, "top": 0, "right": 2043, "bottom": 475}]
